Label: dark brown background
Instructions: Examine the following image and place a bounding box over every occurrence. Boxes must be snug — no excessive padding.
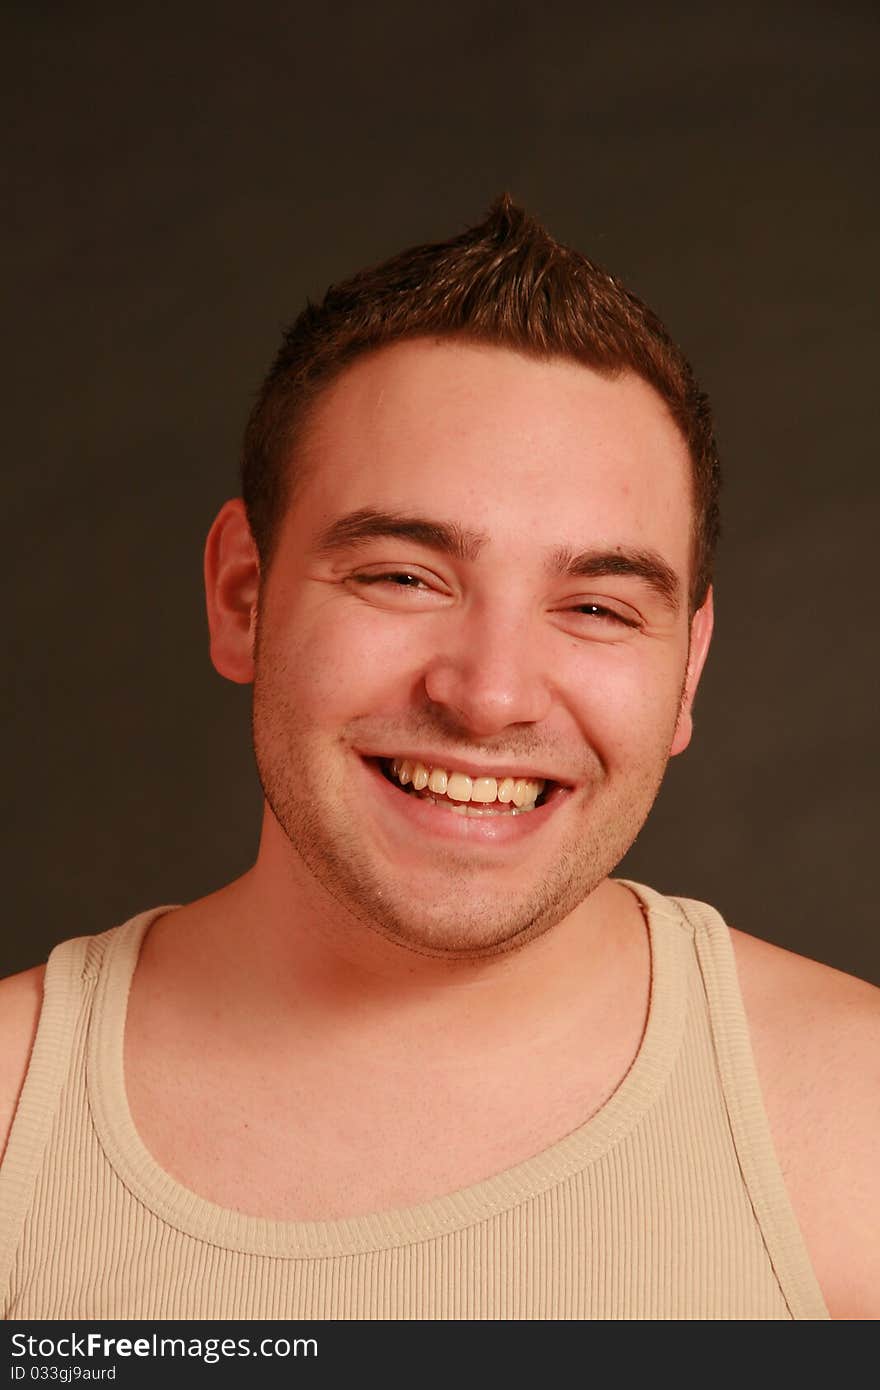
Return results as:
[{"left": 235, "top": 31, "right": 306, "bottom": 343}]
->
[{"left": 4, "top": 2, "right": 878, "bottom": 981}]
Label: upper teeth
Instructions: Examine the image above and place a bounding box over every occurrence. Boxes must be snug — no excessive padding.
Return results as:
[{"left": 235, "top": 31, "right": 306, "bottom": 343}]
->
[{"left": 390, "top": 759, "right": 545, "bottom": 807}]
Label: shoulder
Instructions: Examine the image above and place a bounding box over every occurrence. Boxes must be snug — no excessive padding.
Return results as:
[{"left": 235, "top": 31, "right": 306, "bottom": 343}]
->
[
  {"left": 730, "top": 927, "right": 880, "bottom": 1320},
  {"left": 0, "top": 966, "right": 47, "bottom": 1164}
]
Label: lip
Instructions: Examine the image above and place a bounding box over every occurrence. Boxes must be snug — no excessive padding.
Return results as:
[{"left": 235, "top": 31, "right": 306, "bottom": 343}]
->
[{"left": 358, "top": 754, "right": 571, "bottom": 847}]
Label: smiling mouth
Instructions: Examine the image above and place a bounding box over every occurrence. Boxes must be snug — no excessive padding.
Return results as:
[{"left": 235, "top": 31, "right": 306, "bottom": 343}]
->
[{"left": 375, "top": 757, "right": 554, "bottom": 816}]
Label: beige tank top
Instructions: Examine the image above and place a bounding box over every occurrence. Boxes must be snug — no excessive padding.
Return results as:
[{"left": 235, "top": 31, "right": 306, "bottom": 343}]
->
[{"left": 0, "top": 880, "right": 829, "bottom": 1320}]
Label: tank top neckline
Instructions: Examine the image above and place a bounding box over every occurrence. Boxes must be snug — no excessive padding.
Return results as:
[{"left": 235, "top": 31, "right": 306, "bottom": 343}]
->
[{"left": 86, "top": 879, "right": 692, "bottom": 1258}]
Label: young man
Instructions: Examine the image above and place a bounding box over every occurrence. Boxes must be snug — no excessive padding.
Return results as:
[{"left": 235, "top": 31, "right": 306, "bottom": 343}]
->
[{"left": 1, "top": 199, "right": 876, "bottom": 1320}]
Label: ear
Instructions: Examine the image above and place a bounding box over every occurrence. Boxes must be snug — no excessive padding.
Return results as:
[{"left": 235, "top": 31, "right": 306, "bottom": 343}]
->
[
  {"left": 204, "top": 498, "right": 260, "bottom": 685},
  {"left": 669, "top": 586, "right": 715, "bottom": 757}
]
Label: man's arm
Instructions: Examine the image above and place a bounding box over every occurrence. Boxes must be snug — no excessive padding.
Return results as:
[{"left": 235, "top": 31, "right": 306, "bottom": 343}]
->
[
  {"left": 0, "top": 966, "right": 45, "bottom": 1164},
  {"left": 732, "top": 929, "right": 880, "bottom": 1320}
]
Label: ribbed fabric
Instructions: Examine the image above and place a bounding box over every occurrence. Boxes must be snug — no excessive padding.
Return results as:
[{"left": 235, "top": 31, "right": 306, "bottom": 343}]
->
[{"left": 0, "top": 880, "right": 829, "bottom": 1320}]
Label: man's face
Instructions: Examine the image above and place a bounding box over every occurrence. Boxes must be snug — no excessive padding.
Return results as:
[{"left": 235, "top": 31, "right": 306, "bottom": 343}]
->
[{"left": 249, "top": 339, "right": 710, "bottom": 957}]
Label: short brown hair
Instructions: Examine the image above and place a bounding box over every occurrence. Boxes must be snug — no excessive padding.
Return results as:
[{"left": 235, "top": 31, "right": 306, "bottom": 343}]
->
[{"left": 241, "top": 196, "right": 720, "bottom": 613}]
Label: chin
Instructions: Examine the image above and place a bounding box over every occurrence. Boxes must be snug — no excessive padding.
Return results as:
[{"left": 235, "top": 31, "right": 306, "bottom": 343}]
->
[
  {"left": 316, "top": 843, "right": 613, "bottom": 961},
  {"left": 356, "top": 903, "right": 554, "bottom": 960}
]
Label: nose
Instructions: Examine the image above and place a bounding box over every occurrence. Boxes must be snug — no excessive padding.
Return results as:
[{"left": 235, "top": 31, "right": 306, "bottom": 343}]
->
[{"left": 421, "top": 599, "right": 553, "bottom": 736}]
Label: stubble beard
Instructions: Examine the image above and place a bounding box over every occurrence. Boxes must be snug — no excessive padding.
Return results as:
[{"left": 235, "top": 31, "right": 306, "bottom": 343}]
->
[{"left": 251, "top": 664, "right": 676, "bottom": 962}]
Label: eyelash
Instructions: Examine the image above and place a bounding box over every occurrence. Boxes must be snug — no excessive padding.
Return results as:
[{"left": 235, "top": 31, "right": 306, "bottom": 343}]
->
[
  {"left": 573, "top": 604, "right": 640, "bottom": 629},
  {"left": 348, "top": 572, "right": 641, "bottom": 628},
  {"left": 351, "top": 572, "right": 430, "bottom": 591}
]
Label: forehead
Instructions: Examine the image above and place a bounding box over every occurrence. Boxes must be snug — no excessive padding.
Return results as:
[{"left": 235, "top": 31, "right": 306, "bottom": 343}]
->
[{"left": 290, "top": 339, "right": 693, "bottom": 575}]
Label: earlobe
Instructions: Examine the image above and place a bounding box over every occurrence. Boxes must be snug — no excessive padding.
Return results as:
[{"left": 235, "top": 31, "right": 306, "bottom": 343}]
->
[
  {"left": 204, "top": 498, "right": 261, "bottom": 685},
  {"left": 669, "top": 587, "right": 715, "bottom": 757}
]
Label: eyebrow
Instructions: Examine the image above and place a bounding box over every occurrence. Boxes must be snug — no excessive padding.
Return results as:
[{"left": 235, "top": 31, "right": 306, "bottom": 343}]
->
[{"left": 313, "top": 508, "right": 681, "bottom": 613}]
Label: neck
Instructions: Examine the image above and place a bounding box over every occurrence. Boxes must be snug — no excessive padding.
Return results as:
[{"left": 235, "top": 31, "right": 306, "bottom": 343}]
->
[{"left": 140, "top": 801, "right": 649, "bottom": 1064}]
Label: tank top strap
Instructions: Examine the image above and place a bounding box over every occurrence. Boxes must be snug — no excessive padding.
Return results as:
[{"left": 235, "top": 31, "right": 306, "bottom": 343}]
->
[
  {"left": 0, "top": 913, "right": 175, "bottom": 1308},
  {"left": 0, "top": 933, "right": 94, "bottom": 1298},
  {"left": 666, "top": 893, "right": 829, "bottom": 1320}
]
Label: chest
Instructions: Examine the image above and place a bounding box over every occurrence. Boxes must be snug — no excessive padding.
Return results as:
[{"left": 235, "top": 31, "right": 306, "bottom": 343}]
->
[{"left": 124, "top": 1021, "right": 642, "bottom": 1220}]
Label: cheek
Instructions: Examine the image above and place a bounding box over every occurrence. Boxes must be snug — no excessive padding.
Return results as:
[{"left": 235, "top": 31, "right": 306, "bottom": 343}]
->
[
  {"left": 266, "top": 605, "right": 418, "bottom": 716},
  {"left": 564, "top": 646, "right": 685, "bottom": 761}
]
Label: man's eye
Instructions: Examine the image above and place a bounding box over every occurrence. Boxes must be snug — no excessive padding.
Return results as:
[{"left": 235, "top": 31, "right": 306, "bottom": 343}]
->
[
  {"left": 571, "top": 603, "right": 640, "bottom": 628},
  {"left": 350, "top": 571, "right": 432, "bottom": 590}
]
